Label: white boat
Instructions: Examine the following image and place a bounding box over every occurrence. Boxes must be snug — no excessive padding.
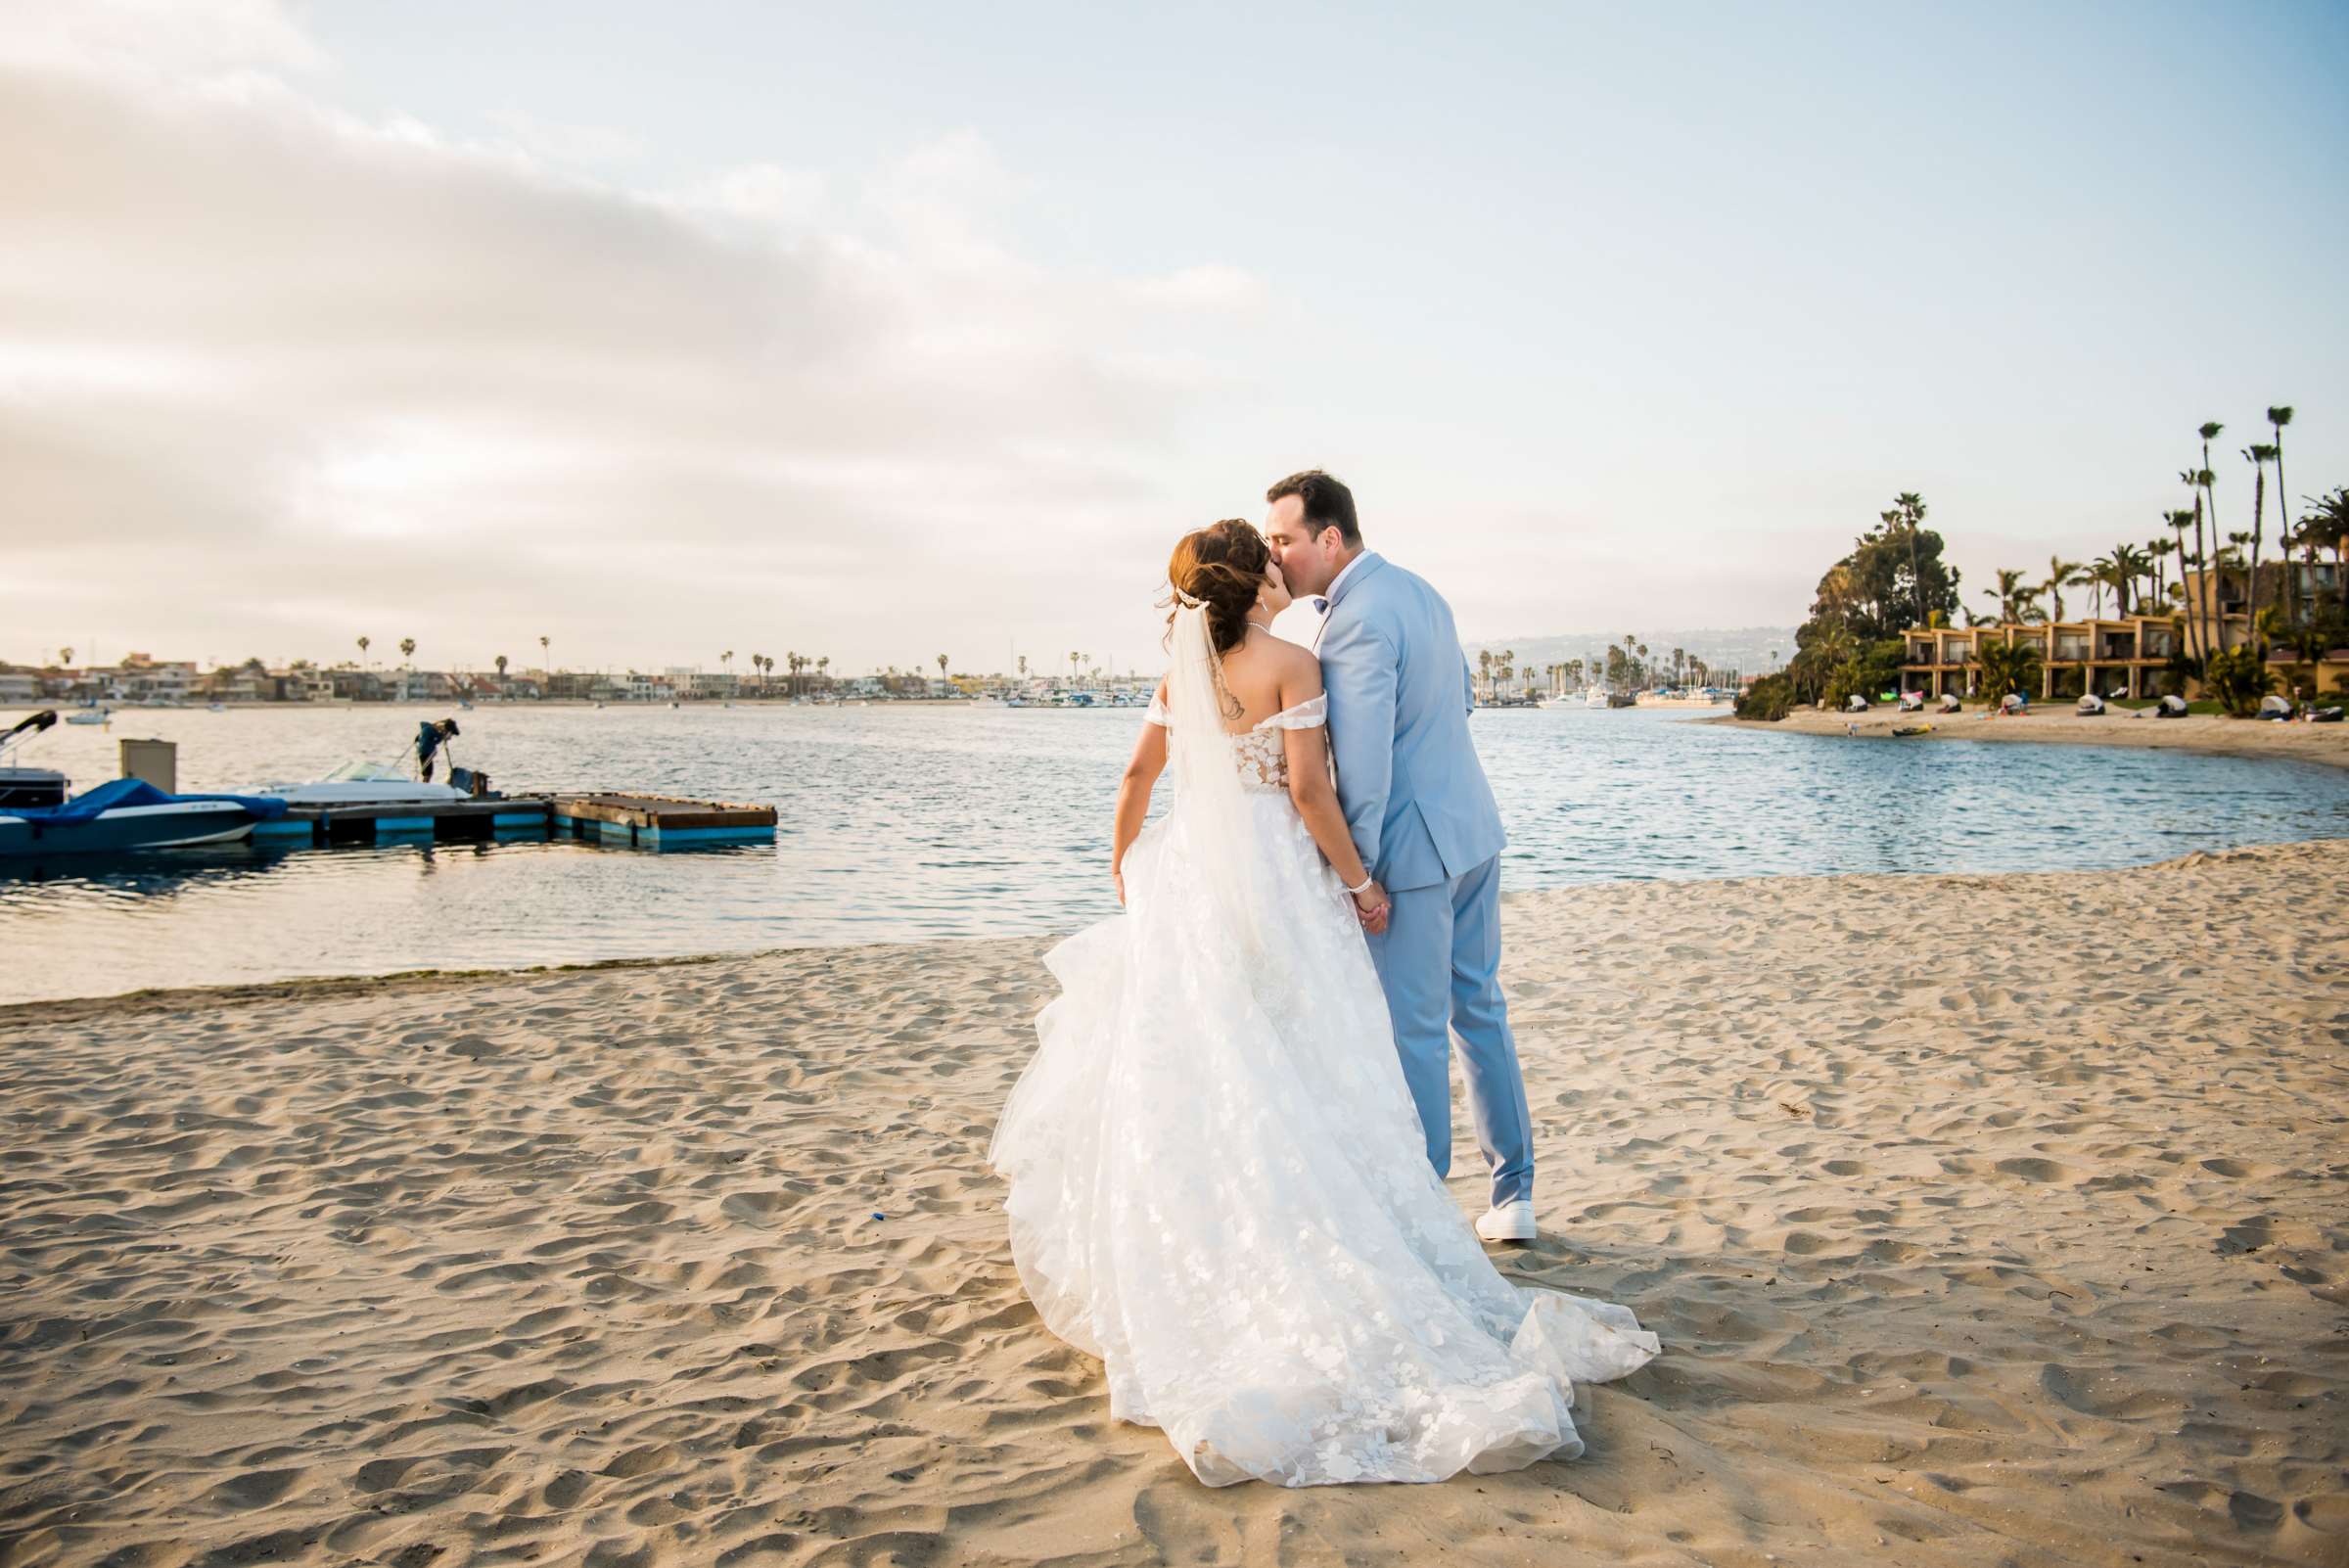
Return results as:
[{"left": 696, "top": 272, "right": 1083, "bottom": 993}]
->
[
  {"left": 66, "top": 707, "right": 113, "bottom": 725},
  {"left": 1582, "top": 686, "right": 1609, "bottom": 709},
  {"left": 239, "top": 761, "right": 472, "bottom": 807}
]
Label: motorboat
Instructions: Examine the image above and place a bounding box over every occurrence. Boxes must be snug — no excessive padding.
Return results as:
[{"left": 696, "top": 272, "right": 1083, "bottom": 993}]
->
[
  {"left": 1582, "top": 686, "right": 1608, "bottom": 709},
  {"left": 0, "top": 712, "right": 69, "bottom": 809},
  {"left": 242, "top": 719, "right": 490, "bottom": 805},
  {"left": 238, "top": 760, "right": 473, "bottom": 807},
  {"left": 65, "top": 707, "right": 113, "bottom": 725},
  {"left": 0, "top": 777, "right": 288, "bottom": 856}
]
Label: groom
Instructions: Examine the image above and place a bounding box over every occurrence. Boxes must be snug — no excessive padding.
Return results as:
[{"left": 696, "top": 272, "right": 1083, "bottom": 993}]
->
[{"left": 1262, "top": 470, "right": 1539, "bottom": 1243}]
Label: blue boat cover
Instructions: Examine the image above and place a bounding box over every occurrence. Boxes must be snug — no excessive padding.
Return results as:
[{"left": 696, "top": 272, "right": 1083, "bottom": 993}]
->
[{"left": 3, "top": 776, "right": 291, "bottom": 824}]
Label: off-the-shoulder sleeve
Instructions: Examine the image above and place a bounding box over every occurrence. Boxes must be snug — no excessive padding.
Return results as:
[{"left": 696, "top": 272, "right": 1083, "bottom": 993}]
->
[
  {"left": 1263, "top": 693, "right": 1328, "bottom": 729},
  {"left": 1144, "top": 694, "right": 1171, "bottom": 726}
]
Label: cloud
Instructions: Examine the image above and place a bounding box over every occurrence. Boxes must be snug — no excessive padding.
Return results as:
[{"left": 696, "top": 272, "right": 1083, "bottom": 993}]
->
[
  {"left": 1128, "top": 264, "right": 1267, "bottom": 311},
  {"left": 0, "top": 2, "right": 1265, "bottom": 673},
  {"left": 485, "top": 107, "right": 648, "bottom": 172}
]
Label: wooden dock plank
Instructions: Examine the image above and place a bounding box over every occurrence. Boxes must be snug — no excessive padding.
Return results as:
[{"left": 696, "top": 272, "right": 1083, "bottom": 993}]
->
[{"left": 550, "top": 792, "right": 777, "bottom": 831}]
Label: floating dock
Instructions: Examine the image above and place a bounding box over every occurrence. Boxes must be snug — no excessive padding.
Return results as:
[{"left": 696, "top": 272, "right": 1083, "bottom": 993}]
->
[
  {"left": 551, "top": 793, "right": 777, "bottom": 848},
  {"left": 248, "top": 793, "right": 775, "bottom": 851}
]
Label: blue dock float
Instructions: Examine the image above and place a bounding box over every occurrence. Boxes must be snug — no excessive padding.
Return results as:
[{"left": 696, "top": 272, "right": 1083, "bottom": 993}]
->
[
  {"left": 251, "top": 798, "right": 556, "bottom": 847},
  {"left": 244, "top": 794, "right": 775, "bottom": 852}
]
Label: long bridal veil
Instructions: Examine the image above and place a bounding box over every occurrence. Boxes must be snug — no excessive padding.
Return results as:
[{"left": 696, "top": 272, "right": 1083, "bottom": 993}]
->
[{"left": 1161, "top": 595, "right": 1272, "bottom": 965}]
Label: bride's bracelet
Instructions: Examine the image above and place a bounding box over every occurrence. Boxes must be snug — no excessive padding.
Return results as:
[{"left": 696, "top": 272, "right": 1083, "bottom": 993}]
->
[{"left": 1345, "top": 873, "right": 1375, "bottom": 896}]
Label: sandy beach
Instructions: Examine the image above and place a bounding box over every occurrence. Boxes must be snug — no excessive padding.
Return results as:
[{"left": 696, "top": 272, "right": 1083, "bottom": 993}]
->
[
  {"left": 1707, "top": 707, "right": 2349, "bottom": 771},
  {"left": 3, "top": 841, "right": 2345, "bottom": 1567}
]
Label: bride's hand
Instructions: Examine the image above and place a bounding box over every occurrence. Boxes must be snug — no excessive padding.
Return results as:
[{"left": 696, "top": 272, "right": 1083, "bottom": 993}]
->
[
  {"left": 1113, "top": 862, "right": 1127, "bottom": 906},
  {"left": 1353, "top": 880, "right": 1389, "bottom": 934}
]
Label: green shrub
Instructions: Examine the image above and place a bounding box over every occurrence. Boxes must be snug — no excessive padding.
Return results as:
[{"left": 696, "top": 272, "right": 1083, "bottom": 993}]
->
[
  {"left": 1974, "top": 639, "right": 2042, "bottom": 703},
  {"left": 2203, "top": 645, "right": 2278, "bottom": 716},
  {"left": 1735, "top": 672, "right": 1796, "bottom": 721}
]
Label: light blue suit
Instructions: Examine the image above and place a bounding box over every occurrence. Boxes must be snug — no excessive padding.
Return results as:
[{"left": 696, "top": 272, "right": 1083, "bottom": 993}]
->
[{"left": 1316, "top": 552, "right": 1533, "bottom": 1207}]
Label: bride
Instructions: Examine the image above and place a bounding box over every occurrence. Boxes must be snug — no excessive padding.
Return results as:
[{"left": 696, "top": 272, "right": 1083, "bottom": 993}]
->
[{"left": 990, "top": 519, "right": 1657, "bottom": 1487}]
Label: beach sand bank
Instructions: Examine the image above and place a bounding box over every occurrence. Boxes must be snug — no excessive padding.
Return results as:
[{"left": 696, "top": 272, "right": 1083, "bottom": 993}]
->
[
  {"left": 3, "top": 842, "right": 2344, "bottom": 1566},
  {"left": 1705, "top": 707, "right": 2349, "bottom": 770}
]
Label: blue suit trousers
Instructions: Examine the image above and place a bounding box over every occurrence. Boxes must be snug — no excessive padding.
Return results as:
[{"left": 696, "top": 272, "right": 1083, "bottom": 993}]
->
[{"left": 1363, "top": 853, "right": 1534, "bottom": 1208}]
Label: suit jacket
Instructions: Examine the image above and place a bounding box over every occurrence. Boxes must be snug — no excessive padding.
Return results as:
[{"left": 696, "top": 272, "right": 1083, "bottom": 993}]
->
[{"left": 1315, "top": 553, "right": 1506, "bottom": 892}]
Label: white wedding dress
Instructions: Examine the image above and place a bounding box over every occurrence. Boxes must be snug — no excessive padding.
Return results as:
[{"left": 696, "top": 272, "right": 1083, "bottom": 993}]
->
[{"left": 989, "top": 605, "right": 1658, "bottom": 1488}]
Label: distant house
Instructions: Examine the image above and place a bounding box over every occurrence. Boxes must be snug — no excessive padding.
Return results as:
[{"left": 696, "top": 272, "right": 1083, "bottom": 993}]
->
[{"left": 542, "top": 670, "right": 597, "bottom": 701}]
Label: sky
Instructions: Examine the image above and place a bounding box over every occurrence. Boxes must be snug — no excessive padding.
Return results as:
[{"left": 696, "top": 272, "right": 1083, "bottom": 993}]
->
[{"left": 4, "top": 0, "right": 2345, "bottom": 677}]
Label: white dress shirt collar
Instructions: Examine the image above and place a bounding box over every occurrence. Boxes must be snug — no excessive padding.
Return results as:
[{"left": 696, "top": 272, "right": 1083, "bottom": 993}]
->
[{"left": 1325, "top": 550, "right": 1369, "bottom": 604}]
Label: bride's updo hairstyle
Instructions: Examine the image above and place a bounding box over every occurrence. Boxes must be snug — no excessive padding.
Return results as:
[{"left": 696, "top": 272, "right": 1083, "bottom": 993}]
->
[{"left": 1167, "top": 519, "right": 1270, "bottom": 655}]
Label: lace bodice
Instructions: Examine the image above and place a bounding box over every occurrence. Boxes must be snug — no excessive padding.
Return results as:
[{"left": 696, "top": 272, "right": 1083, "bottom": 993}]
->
[{"left": 1146, "top": 693, "right": 1327, "bottom": 791}]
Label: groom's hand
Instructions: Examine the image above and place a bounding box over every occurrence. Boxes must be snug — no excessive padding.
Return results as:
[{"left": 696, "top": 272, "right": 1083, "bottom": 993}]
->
[{"left": 1353, "top": 880, "right": 1390, "bottom": 935}]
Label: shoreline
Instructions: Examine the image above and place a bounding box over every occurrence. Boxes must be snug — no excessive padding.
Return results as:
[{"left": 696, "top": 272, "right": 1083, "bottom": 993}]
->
[
  {"left": 6, "top": 830, "right": 2342, "bottom": 1019},
  {"left": 3, "top": 841, "right": 2341, "bottom": 1565},
  {"left": 1702, "top": 705, "right": 2349, "bottom": 770}
]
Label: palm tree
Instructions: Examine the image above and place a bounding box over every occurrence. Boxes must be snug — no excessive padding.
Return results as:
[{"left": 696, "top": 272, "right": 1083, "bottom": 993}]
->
[
  {"left": 1890, "top": 491, "right": 1930, "bottom": 626},
  {"left": 2087, "top": 554, "right": 2115, "bottom": 619},
  {"left": 2269, "top": 406, "right": 2293, "bottom": 598},
  {"left": 2104, "top": 543, "right": 2147, "bottom": 618},
  {"left": 2040, "top": 556, "right": 2087, "bottom": 623},
  {"left": 2183, "top": 468, "right": 2218, "bottom": 657},
  {"left": 399, "top": 637, "right": 416, "bottom": 664},
  {"left": 1067, "top": 651, "right": 1082, "bottom": 685},
  {"left": 1477, "top": 649, "right": 1493, "bottom": 698},
  {"left": 2283, "top": 520, "right": 2316, "bottom": 633},
  {"left": 58, "top": 646, "right": 73, "bottom": 669},
  {"left": 2198, "top": 421, "right": 2224, "bottom": 596},
  {"left": 1016, "top": 654, "right": 1028, "bottom": 679},
  {"left": 2243, "top": 443, "right": 2279, "bottom": 634},
  {"left": 816, "top": 655, "right": 830, "bottom": 687},
  {"left": 2146, "top": 532, "right": 2178, "bottom": 606},
  {"left": 1974, "top": 636, "right": 2043, "bottom": 703},
  {"left": 936, "top": 653, "right": 948, "bottom": 684},
  {"left": 2310, "top": 487, "right": 2349, "bottom": 614},
  {"left": 1982, "top": 567, "right": 2036, "bottom": 624},
  {"left": 494, "top": 654, "right": 508, "bottom": 684},
  {"left": 538, "top": 634, "right": 550, "bottom": 671},
  {"left": 356, "top": 635, "right": 371, "bottom": 669}
]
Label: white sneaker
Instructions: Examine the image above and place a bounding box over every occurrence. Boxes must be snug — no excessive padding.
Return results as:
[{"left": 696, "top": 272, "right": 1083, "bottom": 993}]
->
[{"left": 1474, "top": 1199, "right": 1537, "bottom": 1243}]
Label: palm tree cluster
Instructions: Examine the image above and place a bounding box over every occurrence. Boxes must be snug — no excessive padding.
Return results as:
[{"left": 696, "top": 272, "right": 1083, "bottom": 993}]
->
[{"left": 1987, "top": 407, "right": 2334, "bottom": 645}]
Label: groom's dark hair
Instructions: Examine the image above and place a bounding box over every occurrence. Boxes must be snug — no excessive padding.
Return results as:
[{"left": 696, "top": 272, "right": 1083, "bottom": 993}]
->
[{"left": 1266, "top": 470, "right": 1360, "bottom": 546}]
